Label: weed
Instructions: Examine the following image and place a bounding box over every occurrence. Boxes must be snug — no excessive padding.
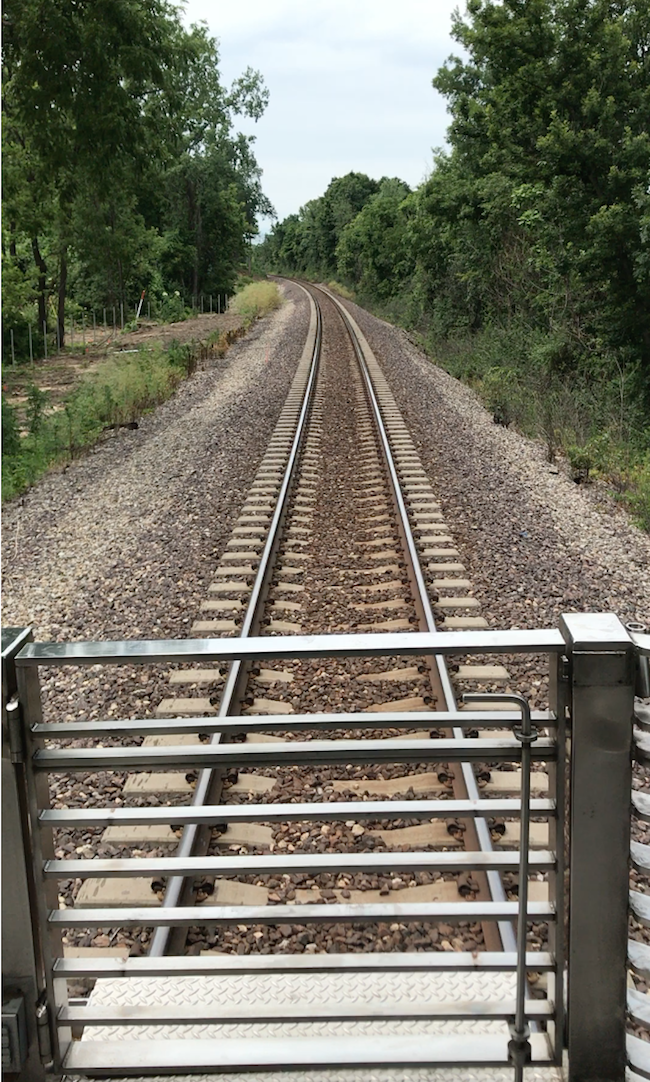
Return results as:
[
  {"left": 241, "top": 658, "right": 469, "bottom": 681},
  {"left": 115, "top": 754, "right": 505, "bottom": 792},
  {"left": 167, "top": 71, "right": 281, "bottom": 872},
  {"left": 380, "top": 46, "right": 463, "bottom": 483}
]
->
[
  {"left": 230, "top": 282, "right": 281, "bottom": 324},
  {"left": 1, "top": 343, "right": 198, "bottom": 501},
  {"left": 326, "top": 280, "right": 355, "bottom": 300},
  {"left": 2, "top": 396, "right": 21, "bottom": 456},
  {"left": 25, "top": 384, "right": 50, "bottom": 434}
]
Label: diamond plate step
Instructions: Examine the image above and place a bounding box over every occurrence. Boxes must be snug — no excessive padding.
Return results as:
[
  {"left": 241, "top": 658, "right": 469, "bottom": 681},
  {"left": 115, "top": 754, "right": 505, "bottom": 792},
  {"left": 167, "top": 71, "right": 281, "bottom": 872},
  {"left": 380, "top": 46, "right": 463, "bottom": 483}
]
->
[{"left": 68, "top": 972, "right": 562, "bottom": 1078}]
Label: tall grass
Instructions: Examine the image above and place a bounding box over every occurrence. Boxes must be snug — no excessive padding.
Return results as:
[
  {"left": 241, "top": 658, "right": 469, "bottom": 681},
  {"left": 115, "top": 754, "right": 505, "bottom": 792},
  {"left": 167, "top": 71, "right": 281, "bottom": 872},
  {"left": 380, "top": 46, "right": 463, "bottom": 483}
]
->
[
  {"left": 326, "top": 281, "right": 355, "bottom": 300},
  {"left": 2, "top": 343, "right": 196, "bottom": 501},
  {"left": 230, "top": 281, "right": 281, "bottom": 323}
]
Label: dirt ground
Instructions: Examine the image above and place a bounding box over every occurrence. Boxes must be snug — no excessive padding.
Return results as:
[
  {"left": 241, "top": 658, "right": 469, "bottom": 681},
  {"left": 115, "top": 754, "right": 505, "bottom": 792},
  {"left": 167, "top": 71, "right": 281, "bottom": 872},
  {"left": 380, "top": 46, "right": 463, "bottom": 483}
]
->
[{"left": 2, "top": 311, "right": 245, "bottom": 417}]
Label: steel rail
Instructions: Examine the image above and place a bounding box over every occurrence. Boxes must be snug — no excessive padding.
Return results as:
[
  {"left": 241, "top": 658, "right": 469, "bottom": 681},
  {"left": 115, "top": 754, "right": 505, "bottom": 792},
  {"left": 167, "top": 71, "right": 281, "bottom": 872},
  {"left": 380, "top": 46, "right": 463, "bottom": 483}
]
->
[
  {"left": 312, "top": 283, "right": 517, "bottom": 953},
  {"left": 147, "top": 286, "right": 322, "bottom": 956}
]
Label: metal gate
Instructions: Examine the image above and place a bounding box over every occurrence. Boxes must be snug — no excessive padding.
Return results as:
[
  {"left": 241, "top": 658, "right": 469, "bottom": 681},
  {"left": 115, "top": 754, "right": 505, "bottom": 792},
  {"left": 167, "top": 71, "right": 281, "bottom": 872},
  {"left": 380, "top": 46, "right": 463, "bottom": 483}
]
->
[{"left": 2, "top": 614, "right": 650, "bottom": 1080}]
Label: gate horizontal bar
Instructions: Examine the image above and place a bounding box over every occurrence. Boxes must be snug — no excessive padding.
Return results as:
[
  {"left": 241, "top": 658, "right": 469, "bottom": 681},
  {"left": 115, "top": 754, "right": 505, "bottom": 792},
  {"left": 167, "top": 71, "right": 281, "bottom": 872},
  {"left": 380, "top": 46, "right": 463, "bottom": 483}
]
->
[
  {"left": 50, "top": 900, "right": 555, "bottom": 927},
  {"left": 17, "top": 627, "right": 567, "bottom": 667},
  {"left": 58, "top": 997, "right": 554, "bottom": 1026},
  {"left": 53, "top": 950, "right": 555, "bottom": 979},
  {"left": 34, "top": 736, "right": 555, "bottom": 771},
  {"left": 30, "top": 709, "right": 556, "bottom": 737},
  {"left": 44, "top": 849, "right": 555, "bottom": 879},
  {"left": 40, "top": 796, "right": 555, "bottom": 828},
  {"left": 63, "top": 1033, "right": 555, "bottom": 1073}
]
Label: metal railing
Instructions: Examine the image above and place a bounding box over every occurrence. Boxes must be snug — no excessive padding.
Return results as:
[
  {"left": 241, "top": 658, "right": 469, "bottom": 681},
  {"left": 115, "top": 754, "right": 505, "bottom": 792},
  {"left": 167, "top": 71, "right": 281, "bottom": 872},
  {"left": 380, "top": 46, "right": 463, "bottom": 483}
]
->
[{"left": 2, "top": 614, "right": 649, "bottom": 1079}]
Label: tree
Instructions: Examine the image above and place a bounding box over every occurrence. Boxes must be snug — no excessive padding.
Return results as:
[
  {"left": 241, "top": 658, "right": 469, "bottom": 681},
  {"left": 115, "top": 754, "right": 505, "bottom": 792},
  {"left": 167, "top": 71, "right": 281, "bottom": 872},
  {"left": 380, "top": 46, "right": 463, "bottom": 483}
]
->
[
  {"left": 2, "top": 0, "right": 271, "bottom": 349},
  {"left": 337, "top": 178, "right": 413, "bottom": 299}
]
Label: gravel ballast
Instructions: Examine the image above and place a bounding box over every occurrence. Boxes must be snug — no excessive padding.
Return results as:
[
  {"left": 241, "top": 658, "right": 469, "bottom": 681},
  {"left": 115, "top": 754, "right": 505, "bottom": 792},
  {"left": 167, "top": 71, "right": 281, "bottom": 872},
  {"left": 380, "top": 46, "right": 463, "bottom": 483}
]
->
[{"left": 2, "top": 281, "right": 309, "bottom": 719}]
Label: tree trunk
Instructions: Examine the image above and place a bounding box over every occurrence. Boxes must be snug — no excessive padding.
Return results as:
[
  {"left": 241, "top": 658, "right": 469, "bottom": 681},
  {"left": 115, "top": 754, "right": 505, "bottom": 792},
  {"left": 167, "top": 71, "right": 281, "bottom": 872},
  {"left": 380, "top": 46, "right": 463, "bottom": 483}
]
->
[
  {"left": 31, "top": 236, "right": 47, "bottom": 329},
  {"left": 58, "top": 248, "right": 68, "bottom": 348}
]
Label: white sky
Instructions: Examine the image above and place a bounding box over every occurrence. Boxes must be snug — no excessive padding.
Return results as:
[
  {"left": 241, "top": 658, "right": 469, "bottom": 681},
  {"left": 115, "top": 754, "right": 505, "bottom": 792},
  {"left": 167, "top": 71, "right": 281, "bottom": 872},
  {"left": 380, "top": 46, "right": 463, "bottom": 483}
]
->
[{"left": 180, "top": 0, "right": 461, "bottom": 225}]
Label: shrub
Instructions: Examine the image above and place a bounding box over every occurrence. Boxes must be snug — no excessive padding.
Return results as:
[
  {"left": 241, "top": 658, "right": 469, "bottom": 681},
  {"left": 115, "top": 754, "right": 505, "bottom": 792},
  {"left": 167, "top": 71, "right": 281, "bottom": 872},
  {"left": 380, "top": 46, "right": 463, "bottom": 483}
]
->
[
  {"left": 625, "top": 454, "right": 650, "bottom": 531},
  {"left": 25, "top": 384, "right": 50, "bottom": 435},
  {"left": 158, "top": 291, "right": 186, "bottom": 323}
]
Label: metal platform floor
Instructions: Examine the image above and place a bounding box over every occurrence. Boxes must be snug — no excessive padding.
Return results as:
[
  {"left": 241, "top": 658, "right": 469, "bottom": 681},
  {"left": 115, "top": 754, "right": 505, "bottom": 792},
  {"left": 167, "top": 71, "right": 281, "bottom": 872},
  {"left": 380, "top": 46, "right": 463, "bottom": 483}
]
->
[{"left": 64, "top": 970, "right": 566, "bottom": 1080}]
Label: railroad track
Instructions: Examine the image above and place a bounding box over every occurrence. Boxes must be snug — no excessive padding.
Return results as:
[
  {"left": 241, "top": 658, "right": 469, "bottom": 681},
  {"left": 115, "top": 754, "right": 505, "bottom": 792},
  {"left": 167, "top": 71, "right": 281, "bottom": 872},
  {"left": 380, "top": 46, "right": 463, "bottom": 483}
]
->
[{"left": 35, "top": 280, "right": 559, "bottom": 1073}]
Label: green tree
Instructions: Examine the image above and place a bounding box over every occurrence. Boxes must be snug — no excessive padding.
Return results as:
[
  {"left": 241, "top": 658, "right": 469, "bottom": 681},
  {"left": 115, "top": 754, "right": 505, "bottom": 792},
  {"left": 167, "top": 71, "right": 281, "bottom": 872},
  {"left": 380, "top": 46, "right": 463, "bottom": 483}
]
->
[{"left": 337, "top": 178, "right": 413, "bottom": 299}]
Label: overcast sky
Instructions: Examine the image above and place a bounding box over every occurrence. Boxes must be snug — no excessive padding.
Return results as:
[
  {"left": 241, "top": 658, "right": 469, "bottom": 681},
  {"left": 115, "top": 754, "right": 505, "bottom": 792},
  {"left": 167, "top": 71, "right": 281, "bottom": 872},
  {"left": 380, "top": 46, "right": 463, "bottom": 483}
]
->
[{"left": 181, "top": 0, "right": 462, "bottom": 226}]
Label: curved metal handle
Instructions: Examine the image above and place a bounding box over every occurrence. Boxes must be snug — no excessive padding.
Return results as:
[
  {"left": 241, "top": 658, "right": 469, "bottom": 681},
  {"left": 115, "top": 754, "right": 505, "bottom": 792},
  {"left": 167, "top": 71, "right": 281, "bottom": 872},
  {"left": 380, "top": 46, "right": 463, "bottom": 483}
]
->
[
  {"left": 462, "top": 691, "right": 532, "bottom": 735},
  {"left": 463, "top": 690, "right": 535, "bottom": 1079}
]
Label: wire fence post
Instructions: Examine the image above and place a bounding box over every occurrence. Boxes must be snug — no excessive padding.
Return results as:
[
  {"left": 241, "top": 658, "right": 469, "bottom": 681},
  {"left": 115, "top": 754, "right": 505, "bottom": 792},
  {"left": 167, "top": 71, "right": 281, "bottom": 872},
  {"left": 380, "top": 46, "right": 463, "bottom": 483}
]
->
[
  {"left": 10, "top": 328, "right": 16, "bottom": 366},
  {"left": 43, "top": 321, "right": 47, "bottom": 360},
  {"left": 217, "top": 295, "right": 221, "bottom": 314},
  {"left": 561, "top": 613, "right": 635, "bottom": 1081},
  {"left": 112, "top": 307, "right": 116, "bottom": 336},
  {"left": 209, "top": 295, "right": 213, "bottom": 314},
  {"left": 120, "top": 303, "right": 124, "bottom": 331},
  {"left": 28, "top": 323, "right": 33, "bottom": 365}
]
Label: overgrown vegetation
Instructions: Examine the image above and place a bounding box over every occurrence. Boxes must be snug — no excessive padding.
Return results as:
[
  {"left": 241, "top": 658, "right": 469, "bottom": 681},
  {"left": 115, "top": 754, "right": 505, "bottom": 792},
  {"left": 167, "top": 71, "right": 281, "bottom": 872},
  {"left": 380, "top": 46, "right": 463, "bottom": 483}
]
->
[
  {"left": 1, "top": 344, "right": 198, "bottom": 502},
  {"left": 2, "top": 0, "right": 272, "bottom": 359},
  {"left": 257, "top": 0, "right": 650, "bottom": 528},
  {"left": 229, "top": 281, "right": 282, "bottom": 324}
]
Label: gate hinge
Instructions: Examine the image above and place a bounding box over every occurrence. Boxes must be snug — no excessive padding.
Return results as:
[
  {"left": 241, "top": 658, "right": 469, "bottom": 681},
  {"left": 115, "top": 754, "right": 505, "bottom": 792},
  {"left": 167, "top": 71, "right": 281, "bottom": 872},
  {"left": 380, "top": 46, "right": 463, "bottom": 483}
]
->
[
  {"left": 558, "top": 655, "right": 570, "bottom": 683},
  {"left": 35, "top": 995, "right": 53, "bottom": 1065},
  {"left": 5, "top": 700, "right": 25, "bottom": 763}
]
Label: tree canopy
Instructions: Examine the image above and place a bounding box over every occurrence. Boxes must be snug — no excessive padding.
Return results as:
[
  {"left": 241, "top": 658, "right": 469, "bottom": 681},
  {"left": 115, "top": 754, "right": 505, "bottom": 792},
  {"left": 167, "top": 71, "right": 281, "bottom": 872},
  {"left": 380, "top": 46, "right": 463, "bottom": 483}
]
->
[
  {"left": 258, "top": 0, "right": 650, "bottom": 477},
  {"left": 2, "top": 0, "right": 271, "bottom": 346}
]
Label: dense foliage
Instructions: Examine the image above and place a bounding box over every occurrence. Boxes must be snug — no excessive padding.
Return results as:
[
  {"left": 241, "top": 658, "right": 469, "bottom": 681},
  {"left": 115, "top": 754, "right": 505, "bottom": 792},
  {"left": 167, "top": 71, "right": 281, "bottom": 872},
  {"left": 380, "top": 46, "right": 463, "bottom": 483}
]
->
[
  {"left": 2, "top": 0, "right": 271, "bottom": 354},
  {"left": 259, "top": 0, "right": 650, "bottom": 518}
]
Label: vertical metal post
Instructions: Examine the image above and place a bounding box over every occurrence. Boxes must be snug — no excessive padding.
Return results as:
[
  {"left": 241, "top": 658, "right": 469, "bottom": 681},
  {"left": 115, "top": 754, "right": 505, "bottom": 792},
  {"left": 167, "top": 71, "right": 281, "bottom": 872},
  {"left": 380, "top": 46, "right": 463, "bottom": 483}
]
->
[
  {"left": 113, "top": 307, "right": 116, "bottom": 335},
  {"left": 561, "top": 613, "right": 635, "bottom": 1082},
  {"left": 210, "top": 294, "right": 213, "bottom": 313},
  {"left": 2, "top": 628, "right": 47, "bottom": 1082},
  {"left": 547, "top": 649, "right": 568, "bottom": 1064},
  {"left": 15, "top": 658, "right": 71, "bottom": 1072},
  {"left": 120, "top": 302, "right": 124, "bottom": 330},
  {"left": 218, "top": 294, "right": 221, "bottom": 314}
]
